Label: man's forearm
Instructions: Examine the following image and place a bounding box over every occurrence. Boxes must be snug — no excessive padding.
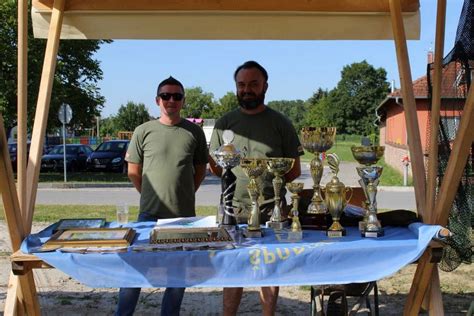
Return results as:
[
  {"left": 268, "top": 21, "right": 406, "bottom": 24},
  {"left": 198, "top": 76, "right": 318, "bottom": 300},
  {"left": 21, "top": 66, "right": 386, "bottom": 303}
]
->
[
  {"left": 194, "top": 164, "right": 207, "bottom": 191},
  {"left": 128, "top": 174, "right": 142, "bottom": 193}
]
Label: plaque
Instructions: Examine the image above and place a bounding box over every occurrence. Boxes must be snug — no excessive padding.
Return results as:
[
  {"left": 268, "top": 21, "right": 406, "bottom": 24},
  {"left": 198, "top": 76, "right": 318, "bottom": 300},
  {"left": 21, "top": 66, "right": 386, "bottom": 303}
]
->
[{"left": 42, "top": 228, "right": 136, "bottom": 250}]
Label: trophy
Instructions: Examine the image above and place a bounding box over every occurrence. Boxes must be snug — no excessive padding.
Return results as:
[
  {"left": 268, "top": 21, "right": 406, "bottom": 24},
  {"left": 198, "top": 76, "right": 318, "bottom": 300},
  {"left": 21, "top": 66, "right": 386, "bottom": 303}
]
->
[
  {"left": 286, "top": 182, "right": 304, "bottom": 240},
  {"left": 239, "top": 157, "right": 268, "bottom": 238},
  {"left": 325, "top": 154, "right": 352, "bottom": 237},
  {"left": 213, "top": 130, "right": 241, "bottom": 229},
  {"left": 351, "top": 144, "right": 385, "bottom": 237},
  {"left": 265, "top": 158, "right": 295, "bottom": 231},
  {"left": 300, "top": 127, "right": 336, "bottom": 229}
]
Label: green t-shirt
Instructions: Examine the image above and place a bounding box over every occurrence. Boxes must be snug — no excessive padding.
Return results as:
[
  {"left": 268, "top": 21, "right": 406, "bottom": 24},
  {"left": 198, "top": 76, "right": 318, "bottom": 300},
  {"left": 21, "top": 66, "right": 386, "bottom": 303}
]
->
[
  {"left": 210, "top": 107, "right": 304, "bottom": 209},
  {"left": 126, "top": 119, "right": 208, "bottom": 218}
]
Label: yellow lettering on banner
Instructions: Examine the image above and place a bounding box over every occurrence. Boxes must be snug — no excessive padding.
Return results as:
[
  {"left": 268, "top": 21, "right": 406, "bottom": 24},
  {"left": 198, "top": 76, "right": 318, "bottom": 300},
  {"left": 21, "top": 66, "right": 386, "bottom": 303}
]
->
[
  {"left": 292, "top": 247, "right": 305, "bottom": 255},
  {"left": 276, "top": 248, "right": 290, "bottom": 260},
  {"left": 263, "top": 249, "right": 276, "bottom": 264},
  {"left": 250, "top": 249, "right": 261, "bottom": 265}
]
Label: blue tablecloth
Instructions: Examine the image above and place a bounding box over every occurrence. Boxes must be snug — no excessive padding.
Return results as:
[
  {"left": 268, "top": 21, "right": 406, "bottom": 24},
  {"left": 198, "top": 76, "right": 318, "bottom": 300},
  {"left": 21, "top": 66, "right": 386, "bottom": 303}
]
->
[{"left": 21, "top": 222, "right": 441, "bottom": 288}]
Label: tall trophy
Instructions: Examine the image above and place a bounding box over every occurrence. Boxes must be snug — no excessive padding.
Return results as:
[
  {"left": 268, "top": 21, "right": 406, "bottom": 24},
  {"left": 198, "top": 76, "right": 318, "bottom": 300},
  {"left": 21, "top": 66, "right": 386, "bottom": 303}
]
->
[
  {"left": 351, "top": 144, "right": 385, "bottom": 237},
  {"left": 300, "top": 127, "right": 336, "bottom": 229},
  {"left": 286, "top": 182, "right": 304, "bottom": 240},
  {"left": 325, "top": 154, "right": 352, "bottom": 237},
  {"left": 240, "top": 157, "right": 268, "bottom": 238},
  {"left": 213, "top": 130, "right": 241, "bottom": 229},
  {"left": 265, "top": 158, "right": 295, "bottom": 230}
]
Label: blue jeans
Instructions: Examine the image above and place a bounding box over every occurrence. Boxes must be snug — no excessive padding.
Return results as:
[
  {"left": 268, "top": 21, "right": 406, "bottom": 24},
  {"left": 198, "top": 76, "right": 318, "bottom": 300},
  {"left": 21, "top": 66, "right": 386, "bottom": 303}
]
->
[{"left": 115, "top": 212, "right": 186, "bottom": 316}]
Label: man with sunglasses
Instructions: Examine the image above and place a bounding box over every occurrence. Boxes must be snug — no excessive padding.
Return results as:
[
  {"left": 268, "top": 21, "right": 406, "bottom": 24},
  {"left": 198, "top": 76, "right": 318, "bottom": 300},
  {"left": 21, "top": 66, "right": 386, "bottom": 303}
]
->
[
  {"left": 209, "top": 61, "right": 303, "bottom": 316},
  {"left": 116, "top": 76, "right": 208, "bottom": 316}
]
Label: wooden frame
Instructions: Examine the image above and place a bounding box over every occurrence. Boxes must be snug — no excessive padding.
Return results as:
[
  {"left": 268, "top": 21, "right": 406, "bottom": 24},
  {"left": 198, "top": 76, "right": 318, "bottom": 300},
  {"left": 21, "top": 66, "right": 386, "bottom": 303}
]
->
[
  {"left": 54, "top": 218, "right": 106, "bottom": 232},
  {"left": 4, "top": 0, "right": 472, "bottom": 314},
  {"left": 42, "top": 228, "right": 135, "bottom": 250}
]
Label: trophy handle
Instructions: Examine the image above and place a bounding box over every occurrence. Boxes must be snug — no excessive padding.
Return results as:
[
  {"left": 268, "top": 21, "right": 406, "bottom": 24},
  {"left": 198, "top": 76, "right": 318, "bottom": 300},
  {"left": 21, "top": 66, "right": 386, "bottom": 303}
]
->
[{"left": 344, "top": 187, "right": 353, "bottom": 204}]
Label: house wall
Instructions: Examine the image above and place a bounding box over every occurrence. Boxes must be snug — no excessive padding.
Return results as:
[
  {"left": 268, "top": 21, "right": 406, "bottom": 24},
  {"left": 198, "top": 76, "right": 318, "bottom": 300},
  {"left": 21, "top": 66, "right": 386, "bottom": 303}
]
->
[{"left": 380, "top": 98, "right": 464, "bottom": 179}]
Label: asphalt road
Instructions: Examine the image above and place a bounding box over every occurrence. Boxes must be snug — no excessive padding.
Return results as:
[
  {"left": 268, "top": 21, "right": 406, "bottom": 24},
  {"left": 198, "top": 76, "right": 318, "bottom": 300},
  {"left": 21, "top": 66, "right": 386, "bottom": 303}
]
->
[{"left": 34, "top": 162, "right": 417, "bottom": 210}]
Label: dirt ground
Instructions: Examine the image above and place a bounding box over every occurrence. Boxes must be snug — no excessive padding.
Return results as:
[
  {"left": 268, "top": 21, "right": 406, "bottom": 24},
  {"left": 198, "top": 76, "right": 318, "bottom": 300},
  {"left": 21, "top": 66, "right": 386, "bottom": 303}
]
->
[{"left": 0, "top": 221, "right": 472, "bottom": 315}]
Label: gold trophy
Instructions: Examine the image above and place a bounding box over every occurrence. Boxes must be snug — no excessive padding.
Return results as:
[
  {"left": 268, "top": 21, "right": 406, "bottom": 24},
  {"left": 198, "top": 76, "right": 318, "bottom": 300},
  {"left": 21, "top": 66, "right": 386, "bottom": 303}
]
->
[
  {"left": 300, "top": 127, "right": 336, "bottom": 229},
  {"left": 240, "top": 158, "right": 268, "bottom": 238},
  {"left": 351, "top": 145, "right": 385, "bottom": 237},
  {"left": 265, "top": 158, "right": 295, "bottom": 231},
  {"left": 286, "top": 182, "right": 304, "bottom": 240},
  {"left": 325, "top": 154, "right": 352, "bottom": 237}
]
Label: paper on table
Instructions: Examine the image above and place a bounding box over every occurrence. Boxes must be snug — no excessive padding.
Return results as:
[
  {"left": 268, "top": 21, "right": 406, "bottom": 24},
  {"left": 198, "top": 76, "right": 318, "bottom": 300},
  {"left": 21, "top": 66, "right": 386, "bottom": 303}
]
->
[{"left": 155, "top": 216, "right": 217, "bottom": 228}]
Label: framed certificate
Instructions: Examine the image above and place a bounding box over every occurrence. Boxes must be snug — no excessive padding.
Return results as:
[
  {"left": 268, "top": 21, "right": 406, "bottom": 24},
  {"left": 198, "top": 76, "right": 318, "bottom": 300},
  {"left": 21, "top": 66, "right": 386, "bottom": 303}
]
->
[
  {"left": 42, "top": 228, "right": 136, "bottom": 250},
  {"left": 54, "top": 218, "right": 106, "bottom": 233}
]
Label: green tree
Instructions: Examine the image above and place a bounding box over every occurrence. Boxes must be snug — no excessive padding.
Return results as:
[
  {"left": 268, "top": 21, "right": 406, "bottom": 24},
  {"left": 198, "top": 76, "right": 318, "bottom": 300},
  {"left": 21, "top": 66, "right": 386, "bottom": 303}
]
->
[
  {"left": 209, "top": 92, "right": 238, "bottom": 118},
  {"left": 115, "top": 102, "right": 151, "bottom": 132},
  {"left": 0, "top": 0, "right": 110, "bottom": 133},
  {"left": 325, "top": 61, "right": 389, "bottom": 135},
  {"left": 181, "top": 87, "right": 217, "bottom": 118},
  {"left": 267, "top": 100, "right": 307, "bottom": 131},
  {"left": 303, "top": 88, "right": 330, "bottom": 127},
  {"left": 99, "top": 116, "right": 119, "bottom": 138}
]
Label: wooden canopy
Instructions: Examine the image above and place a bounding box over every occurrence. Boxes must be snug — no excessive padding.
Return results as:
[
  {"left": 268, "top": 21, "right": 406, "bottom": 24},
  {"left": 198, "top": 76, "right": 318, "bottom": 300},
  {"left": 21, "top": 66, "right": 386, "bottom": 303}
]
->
[
  {"left": 31, "top": 0, "right": 420, "bottom": 40},
  {"left": 2, "top": 0, "right": 473, "bottom": 315}
]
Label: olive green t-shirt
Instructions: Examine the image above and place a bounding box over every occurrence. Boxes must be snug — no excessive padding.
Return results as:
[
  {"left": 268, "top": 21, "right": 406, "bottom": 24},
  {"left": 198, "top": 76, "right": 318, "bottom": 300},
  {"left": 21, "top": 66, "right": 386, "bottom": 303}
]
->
[
  {"left": 210, "top": 107, "right": 304, "bottom": 209},
  {"left": 126, "top": 119, "right": 208, "bottom": 218}
]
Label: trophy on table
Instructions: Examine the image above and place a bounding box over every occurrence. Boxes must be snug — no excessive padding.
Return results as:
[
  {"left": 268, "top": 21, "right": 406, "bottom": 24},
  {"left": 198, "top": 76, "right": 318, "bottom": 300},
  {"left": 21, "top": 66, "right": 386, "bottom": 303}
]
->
[
  {"left": 213, "top": 130, "right": 241, "bottom": 229},
  {"left": 325, "top": 153, "right": 352, "bottom": 237},
  {"left": 286, "top": 182, "right": 304, "bottom": 240},
  {"left": 351, "top": 144, "right": 385, "bottom": 237},
  {"left": 239, "top": 157, "right": 268, "bottom": 238},
  {"left": 265, "top": 158, "right": 295, "bottom": 231},
  {"left": 300, "top": 127, "right": 336, "bottom": 229}
]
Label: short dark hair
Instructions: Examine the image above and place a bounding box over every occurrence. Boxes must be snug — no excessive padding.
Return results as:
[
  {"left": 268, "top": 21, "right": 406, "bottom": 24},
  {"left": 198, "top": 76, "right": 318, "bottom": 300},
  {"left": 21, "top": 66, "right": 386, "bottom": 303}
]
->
[
  {"left": 157, "top": 76, "right": 185, "bottom": 96},
  {"left": 233, "top": 61, "right": 268, "bottom": 82}
]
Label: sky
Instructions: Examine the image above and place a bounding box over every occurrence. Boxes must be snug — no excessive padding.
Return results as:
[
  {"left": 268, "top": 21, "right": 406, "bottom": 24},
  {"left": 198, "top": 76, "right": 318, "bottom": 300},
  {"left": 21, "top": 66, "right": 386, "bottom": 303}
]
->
[{"left": 94, "top": 0, "right": 465, "bottom": 118}]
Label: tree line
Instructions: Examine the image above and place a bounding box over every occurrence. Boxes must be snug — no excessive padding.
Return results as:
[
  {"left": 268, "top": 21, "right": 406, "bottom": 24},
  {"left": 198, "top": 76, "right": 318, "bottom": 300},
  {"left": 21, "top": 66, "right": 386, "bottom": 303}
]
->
[{"left": 1, "top": 0, "right": 390, "bottom": 139}]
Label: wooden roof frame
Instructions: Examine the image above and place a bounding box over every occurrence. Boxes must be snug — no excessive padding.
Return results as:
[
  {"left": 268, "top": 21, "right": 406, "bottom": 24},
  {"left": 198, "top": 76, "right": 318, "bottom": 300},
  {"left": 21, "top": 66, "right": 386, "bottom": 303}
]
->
[{"left": 1, "top": 0, "right": 473, "bottom": 314}]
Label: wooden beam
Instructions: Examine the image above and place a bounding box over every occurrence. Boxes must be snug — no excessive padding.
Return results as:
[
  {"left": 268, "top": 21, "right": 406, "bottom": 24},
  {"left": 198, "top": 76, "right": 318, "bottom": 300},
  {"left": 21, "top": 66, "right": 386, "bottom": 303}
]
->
[
  {"left": 425, "top": 0, "right": 446, "bottom": 224},
  {"left": 4, "top": 273, "right": 19, "bottom": 315},
  {"left": 403, "top": 252, "right": 435, "bottom": 315},
  {"left": 17, "top": 0, "right": 28, "bottom": 219},
  {"left": 428, "top": 267, "right": 444, "bottom": 315},
  {"left": 33, "top": 0, "right": 420, "bottom": 12},
  {"left": 0, "top": 116, "right": 41, "bottom": 315},
  {"left": 389, "top": 0, "right": 427, "bottom": 218},
  {"left": 433, "top": 79, "right": 474, "bottom": 226},
  {"left": 26, "top": 0, "right": 65, "bottom": 233}
]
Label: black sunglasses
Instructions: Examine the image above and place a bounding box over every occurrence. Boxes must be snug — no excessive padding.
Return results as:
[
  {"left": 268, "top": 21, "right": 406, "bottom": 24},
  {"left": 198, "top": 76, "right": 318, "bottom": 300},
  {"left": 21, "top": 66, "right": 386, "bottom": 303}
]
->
[{"left": 158, "top": 93, "right": 184, "bottom": 101}]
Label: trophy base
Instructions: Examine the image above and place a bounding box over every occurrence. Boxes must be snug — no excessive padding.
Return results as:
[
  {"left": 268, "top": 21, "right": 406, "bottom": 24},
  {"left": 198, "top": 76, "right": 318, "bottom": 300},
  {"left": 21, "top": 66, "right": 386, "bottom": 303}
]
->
[
  {"left": 266, "top": 220, "right": 289, "bottom": 231},
  {"left": 327, "top": 229, "right": 346, "bottom": 238},
  {"left": 362, "top": 230, "right": 384, "bottom": 238},
  {"left": 287, "top": 230, "right": 303, "bottom": 241},
  {"left": 243, "top": 228, "right": 263, "bottom": 238},
  {"left": 300, "top": 214, "right": 329, "bottom": 230}
]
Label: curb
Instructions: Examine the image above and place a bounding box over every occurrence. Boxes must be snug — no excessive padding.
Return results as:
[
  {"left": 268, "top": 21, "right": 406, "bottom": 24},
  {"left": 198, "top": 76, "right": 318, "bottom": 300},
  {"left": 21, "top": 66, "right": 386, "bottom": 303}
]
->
[{"left": 38, "top": 183, "right": 134, "bottom": 189}]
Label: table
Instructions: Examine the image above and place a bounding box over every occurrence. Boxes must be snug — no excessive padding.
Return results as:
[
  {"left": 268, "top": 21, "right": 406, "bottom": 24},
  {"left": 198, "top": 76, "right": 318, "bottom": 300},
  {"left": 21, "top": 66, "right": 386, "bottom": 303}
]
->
[{"left": 19, "top": 222, "right": 441, "bottom": 289}]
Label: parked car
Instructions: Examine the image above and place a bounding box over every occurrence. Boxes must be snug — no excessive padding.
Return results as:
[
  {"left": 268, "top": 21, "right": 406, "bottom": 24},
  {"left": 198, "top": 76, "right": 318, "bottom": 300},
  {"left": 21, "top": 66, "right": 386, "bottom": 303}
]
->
[
  {"left": 87, "top": 140, "right": 130, "bottom": 173},
  {"left": 8, "top": 142, "right": 33, "bottom": 172},
  {"left": 41, "top": 144, "right": 93, "bottom": 172}
]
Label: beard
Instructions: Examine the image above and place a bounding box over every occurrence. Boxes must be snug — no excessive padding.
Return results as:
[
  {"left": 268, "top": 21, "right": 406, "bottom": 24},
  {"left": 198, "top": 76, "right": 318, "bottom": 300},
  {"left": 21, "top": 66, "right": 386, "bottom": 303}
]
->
[{"left": 237, "top": 91, "right": 265, "bottom": 110}]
